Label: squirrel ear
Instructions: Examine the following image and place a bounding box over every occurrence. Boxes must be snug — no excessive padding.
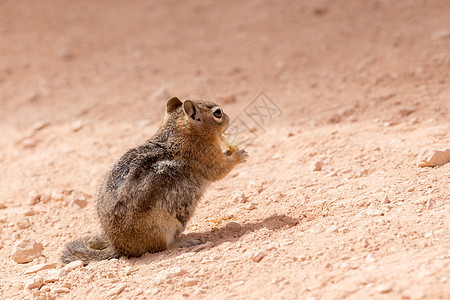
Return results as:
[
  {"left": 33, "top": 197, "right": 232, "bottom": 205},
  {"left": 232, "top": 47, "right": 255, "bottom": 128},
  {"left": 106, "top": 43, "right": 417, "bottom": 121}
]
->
[
  {"left": 183, "top": 100, "right": 201, "bottom": 122},
  {"left": 166, "top": 97, "right": 182, "bottom": 113}
]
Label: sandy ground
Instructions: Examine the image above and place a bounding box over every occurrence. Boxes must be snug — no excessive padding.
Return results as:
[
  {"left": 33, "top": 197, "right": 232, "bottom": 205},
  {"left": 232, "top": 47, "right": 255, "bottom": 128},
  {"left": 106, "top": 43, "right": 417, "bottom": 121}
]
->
[{"left": 1, "top": 0, "right": 450, "bottom": 299}]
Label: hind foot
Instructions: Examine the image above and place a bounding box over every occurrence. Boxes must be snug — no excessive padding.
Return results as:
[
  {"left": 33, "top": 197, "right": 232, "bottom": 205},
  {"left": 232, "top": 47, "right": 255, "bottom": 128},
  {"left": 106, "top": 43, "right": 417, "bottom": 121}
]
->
[{"left": 170, "top": 238, "right": 203, "bottom": 249}]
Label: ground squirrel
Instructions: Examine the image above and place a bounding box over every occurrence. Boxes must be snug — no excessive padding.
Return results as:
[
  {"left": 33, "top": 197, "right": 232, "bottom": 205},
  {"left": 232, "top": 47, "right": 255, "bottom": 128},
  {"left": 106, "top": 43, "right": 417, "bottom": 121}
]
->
[{"left": 61, "top": 97, "right": 248, "bottom": 265}]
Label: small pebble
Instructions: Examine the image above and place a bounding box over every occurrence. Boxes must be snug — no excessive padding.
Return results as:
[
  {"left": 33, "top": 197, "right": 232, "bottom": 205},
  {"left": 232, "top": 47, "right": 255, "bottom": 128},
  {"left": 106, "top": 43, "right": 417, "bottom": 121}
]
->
[
  {"left": 247, "top": 180, "right": 265, "bottom": 193},
  {"left": 51, "top": 286, "right": 70, "bottom": 294},
  {"left": 16, "top": 218, "right": 31, "bottom": 229},
  {"left": 398, "top": 107, "right": 416, "bottom": 117},
  {"left": 56, "top": 46, "right": 74, "bottom": 60},
  {"left": 417, "top": 148, "right": 450, "bottom": 167},
  {"left": 357, "top": 168, "right": 369, "bottom": 177},
  {"left": 366, "top": 254, "right": 376, "bottom": 264},
  {"left": 124, "top": 266, "right": 133, "bottom": 275},
  {"left": 64, "top": 260, "right": 84, "bottom": 272},
  {"left": 12, "top": 238, "right": 43, "bottom": 263},
  {"left": 71, "top": 120, "right": 84, "bottom": 132},
  {"left": 51, "top": 191, "right": 64, "bottom": 201},
  {"left": 338, "top": 227, "right": 349, "bottom": 233},
  {"left": 226, "top": 221, "right": 242, "bottom": 232},
  {"left": 106, "top": 283, "right": 126, "bottom": 297},
  {"left": 24, "top": 275, "right": 44, "bottom": 290},
  {"left": 44, "top": 269, "right": 67, "bottom": 283},
  {"left": 23, "top": 209, "right": 35, "bottom": 216},
  {"left": 154, "top": 267, "right": 187, "bottom": 282},
  {"left": 40, "top": 286, "right": 51, "bottom": 293},
  {"left": 310, "top": 160, "right": 323, "bottom": 171},
  {"left": 362, "top": 239, "right": 369, "bottom": 248},
  {"left": 144, "top": 287, "right": 159, "bottom": 296},
  {"left": 67, "top": 190, "right": 91, "bottom": 209},
  {"left": 365, "top": 208, "right": 383, "bottom": 216},
  {"left": 27, "top": 190, "right": 41, "bottom": 206},
  {"left": 381, "top": 194, "right": 390, "bottom": 204},
  {"left": 326, "top": 225, "right": 338, "bottom": 233},
  {"left": 21, "top": 138, "right": 38, "bottom": 148},
  {"left": 252, "top": 252, "right": 266, "bottom": 262},
  {"left": 231, "top": 190, "right": 248, "bottom": 203},
  {"left": 24, "top": 263, "right": 58, "bottom": 275},
  {"left": 30, "top": 121, "right": 50, "bottom": 133},
  {"left": 376, "top": 283, "right": 393, "bottom": 293},
  {"left": 325, "top": 170, "right": 337, "bottom": 177},
  {"left": 184, "top": 278, "right": 199, "bottom": 287},
  {"left": 246, "top": 202, "right": 257, "bottom": 210},
  {"left": 426, "top": 197, "right": 443, "bottom": 210},
  {"left": 432, "top": 29, "right": 450, "bottom": 40}
]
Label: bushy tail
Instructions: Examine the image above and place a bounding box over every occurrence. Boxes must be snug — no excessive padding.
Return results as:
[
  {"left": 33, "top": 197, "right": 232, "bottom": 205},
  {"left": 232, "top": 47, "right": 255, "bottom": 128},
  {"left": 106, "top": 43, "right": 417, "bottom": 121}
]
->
[{"left": 60, "top": 235, "right": 118, "bottom": 265}]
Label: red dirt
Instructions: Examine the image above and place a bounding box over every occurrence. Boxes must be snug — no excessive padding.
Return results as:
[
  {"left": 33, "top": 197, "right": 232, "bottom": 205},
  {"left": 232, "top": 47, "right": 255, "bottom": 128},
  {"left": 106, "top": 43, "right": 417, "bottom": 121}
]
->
[{"left": 1, "top": 0, "right": 449, "bottom": 299}]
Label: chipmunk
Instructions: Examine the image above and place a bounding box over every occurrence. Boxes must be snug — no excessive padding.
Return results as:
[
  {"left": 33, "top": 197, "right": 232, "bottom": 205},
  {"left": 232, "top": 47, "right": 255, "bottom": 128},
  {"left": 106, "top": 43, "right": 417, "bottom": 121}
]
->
[{"left": 61, "top": 97, "right": 248, "bottom": 265}]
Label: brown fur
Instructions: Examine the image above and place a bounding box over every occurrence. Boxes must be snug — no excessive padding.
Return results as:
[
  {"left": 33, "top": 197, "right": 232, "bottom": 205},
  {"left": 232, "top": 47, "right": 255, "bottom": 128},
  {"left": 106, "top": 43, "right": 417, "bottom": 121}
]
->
[{"left": 60, "top": 97, "right": 248, "bottom": 265}]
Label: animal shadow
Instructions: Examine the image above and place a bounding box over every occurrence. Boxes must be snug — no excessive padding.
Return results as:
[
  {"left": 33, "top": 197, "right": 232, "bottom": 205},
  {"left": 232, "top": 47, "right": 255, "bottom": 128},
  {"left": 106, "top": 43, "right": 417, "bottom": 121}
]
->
[{"left": 133, "top": 214, "right": 300, "bottom": 265}]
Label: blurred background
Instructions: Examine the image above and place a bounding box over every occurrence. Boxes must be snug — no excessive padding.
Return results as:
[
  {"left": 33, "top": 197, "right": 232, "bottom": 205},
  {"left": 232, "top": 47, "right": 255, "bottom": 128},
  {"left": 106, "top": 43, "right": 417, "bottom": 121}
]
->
[{"left": 1, "top": 0, "right": 449, "bottom": 128}]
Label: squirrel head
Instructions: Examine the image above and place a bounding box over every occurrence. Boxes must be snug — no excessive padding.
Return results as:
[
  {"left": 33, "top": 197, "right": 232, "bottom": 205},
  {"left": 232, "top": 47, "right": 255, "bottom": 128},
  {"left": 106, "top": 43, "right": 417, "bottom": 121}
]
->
[{"left": 163, "top": 97, "right": 230, "bottom": 141}]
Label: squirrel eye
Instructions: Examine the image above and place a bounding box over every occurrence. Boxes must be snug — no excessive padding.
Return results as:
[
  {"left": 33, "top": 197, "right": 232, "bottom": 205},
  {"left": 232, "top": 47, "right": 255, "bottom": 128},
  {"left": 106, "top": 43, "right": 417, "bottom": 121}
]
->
[{"left": 213, "top": 108, "right": 222, "bottom": 119}]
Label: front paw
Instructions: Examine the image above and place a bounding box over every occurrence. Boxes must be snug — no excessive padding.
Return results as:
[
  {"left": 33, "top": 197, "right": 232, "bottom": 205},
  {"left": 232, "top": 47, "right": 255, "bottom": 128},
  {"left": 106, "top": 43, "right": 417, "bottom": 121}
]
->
[{"left": 231, "top": 149, "right": 249, "bottom": 164}]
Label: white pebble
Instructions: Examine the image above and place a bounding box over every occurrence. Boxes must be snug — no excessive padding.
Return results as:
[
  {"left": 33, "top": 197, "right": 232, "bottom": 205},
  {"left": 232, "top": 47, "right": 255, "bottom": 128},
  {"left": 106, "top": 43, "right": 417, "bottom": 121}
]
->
[
  {"left": 338, "top": 227, "right": 349, "bottom": 233},
  {"left": 17, "top": 218, "right": 31, "bottom": 229},
  {"left": 11, "top": 238, "right": 43, "bottom": 263},
  {"left": 381, "top": 194, "right": 390, "bottom": 204},
  {"left": 366, "top": 254, "right": 376, "bottom": 264},
  {"left": 23, "top": 209, "right": 35, "bottom": 216},
  {"left": 432, "top": 29, "right": 450, "bottom": 40},
  {"left": 51, "top": 286, "right": 70, "bottom": 294},
  {"left": 24, "top": 275, "right": 44, "bottom": 290},
  {"left": 106, "top": 283, "right": 126, "bottom": 297},
  {"left": 326, "top": 225, "right": 338, "bottom": 233},
  {"left": 231, "top": 190, "right": 248, "bottom": 203},
  {"left": 417, "top": 148, "right": 450, "bottom": 167},
  {"left": 246, "top": 202, "right": 257, "bottom": 210},
  {"left": 154, "top": 267, "right": 187, "bottom": 282},
  {"left": 357, "top": 168, "right": 369, "bottom": 177},
  {"left": 310, "top": 160, "right": 323, "bottom": 171},
  {"left": 44, "top": 269, "right": 67, "bottom": 283},
  {"left": 426, "top": 197, "right": 443, "bottom": 210},
  {"left": 376, "top": 283, "right": 393, "bottom": 293},
  {"left": 184, "top": 278, "right": 199, "bottom": 287},
  {"left": 247, "top": 180, "right": 265, "bottom": 193},
  {"left": 71, "top": 120, "right": 84, "bottom": 132},
  {"left": 144, "top": 287, "right": 159, "bottom": 295},
  {"left": 252, "top": 251, "right": 266, "bottom": 262},
  {"left": 64, "top": 260, "right": 84, "bottom": 272},
  {"left": 24, "top": 262, "right": 58, "bottom": 274},
  {"left": 27, "top": 190, "right": 41, "bottom": 206},
  {"left": 365, "top": 208, "right": 383, "bottom": 216}
]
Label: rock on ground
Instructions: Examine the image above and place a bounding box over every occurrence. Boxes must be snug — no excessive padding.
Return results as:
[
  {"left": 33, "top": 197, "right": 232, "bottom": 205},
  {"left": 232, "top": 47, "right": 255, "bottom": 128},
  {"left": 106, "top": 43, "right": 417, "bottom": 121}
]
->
[
  {"left": 11, "top": 238, "right": 43, "bottom": 263},
  {"left": 417, "top": 148, "right": 450, "bottom": 167}
]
